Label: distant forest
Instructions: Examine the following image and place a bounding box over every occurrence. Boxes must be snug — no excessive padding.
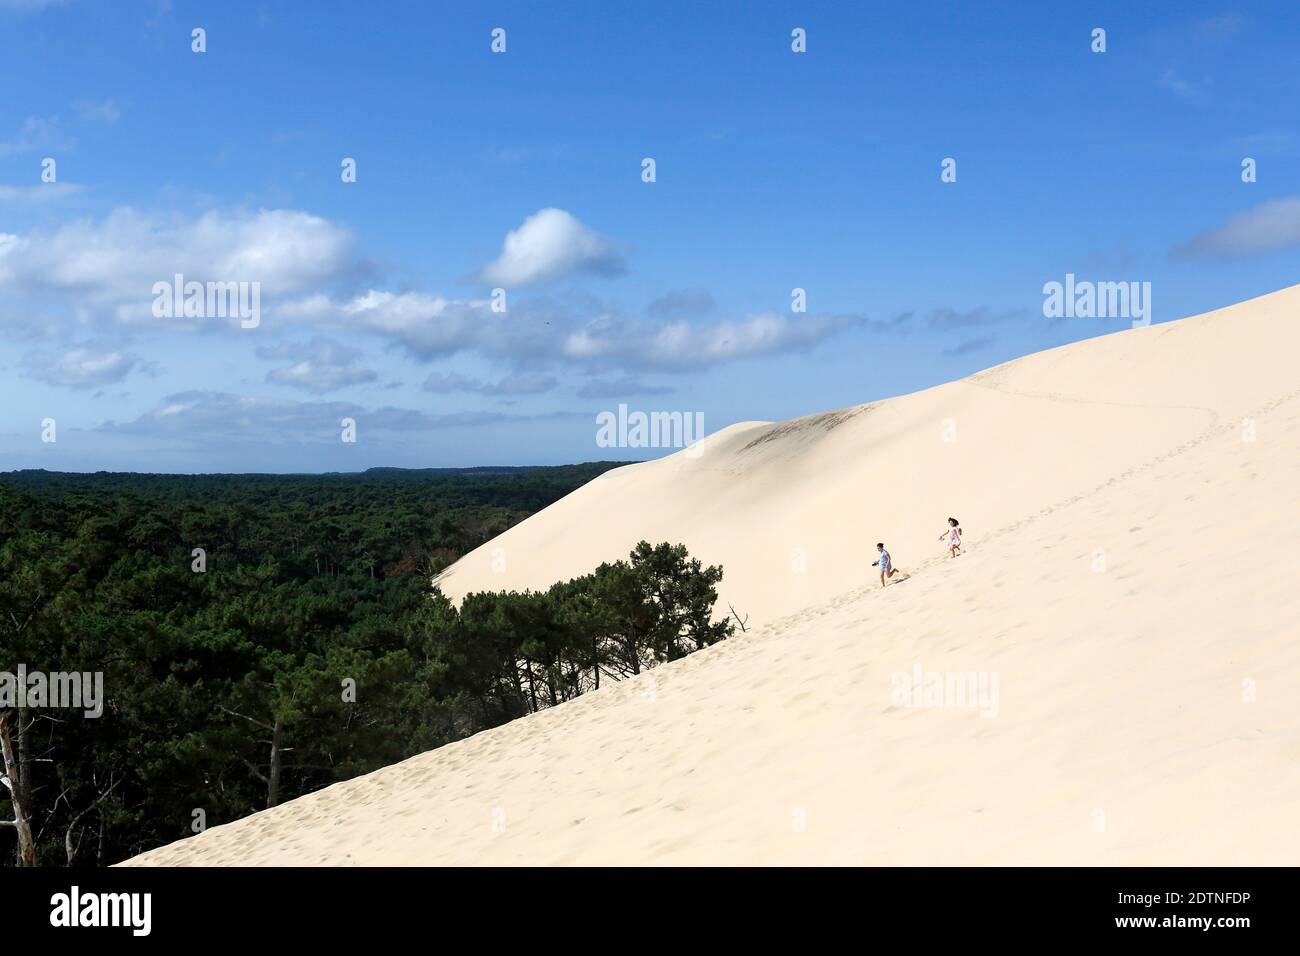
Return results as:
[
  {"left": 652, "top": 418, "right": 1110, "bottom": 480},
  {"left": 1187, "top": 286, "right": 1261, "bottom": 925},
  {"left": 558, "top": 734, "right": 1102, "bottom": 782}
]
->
[{"left": 0, "top": 466, "right": 732, "bottom": 866}]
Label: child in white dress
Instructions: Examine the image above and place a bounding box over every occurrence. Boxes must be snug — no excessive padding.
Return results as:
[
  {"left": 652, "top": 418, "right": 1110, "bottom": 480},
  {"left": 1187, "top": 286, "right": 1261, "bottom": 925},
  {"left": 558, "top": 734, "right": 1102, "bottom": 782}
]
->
[{"left": 939, "top": 517, "right": 962, "bottom": 558}]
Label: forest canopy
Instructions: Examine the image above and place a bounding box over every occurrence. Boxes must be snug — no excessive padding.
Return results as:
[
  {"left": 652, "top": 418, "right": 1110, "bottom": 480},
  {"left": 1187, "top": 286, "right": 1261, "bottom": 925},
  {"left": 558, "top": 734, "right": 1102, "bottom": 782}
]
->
[{"left": 0, "top": 466, "right": 732, "bottom": 866}]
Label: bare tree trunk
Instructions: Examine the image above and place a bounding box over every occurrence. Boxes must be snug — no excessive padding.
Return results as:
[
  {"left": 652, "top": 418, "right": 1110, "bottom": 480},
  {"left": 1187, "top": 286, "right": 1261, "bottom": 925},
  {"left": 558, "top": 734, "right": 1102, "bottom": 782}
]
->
[
  {"left": 15, "top": 706, "right": 31, "bottom": 828},
  {"left": 523, "top": 661, "right": 539, "bottom": 713},
  {"left": 509, "top": 667, "right": 525, "bottom": 713},
  {"left": 0, "top": 711, "right": 37, "bottom": 866},
  {"left": 64, "top": 775, "right": 119, "bottom": 866},
  {"left": 267, "top": 717, "right": 283, "bottom": 808},
  {"left": 97, "top": 807, "right": 107, "bottom": 866},
  {"left": 546, "top": 671, "right": 558, "bottom": 708},
  {"left": 64, "top": 818, "right": 77, "bottom": 865},
  {"left": 222, "top": 705, "right": 286, "bottom": 810}
]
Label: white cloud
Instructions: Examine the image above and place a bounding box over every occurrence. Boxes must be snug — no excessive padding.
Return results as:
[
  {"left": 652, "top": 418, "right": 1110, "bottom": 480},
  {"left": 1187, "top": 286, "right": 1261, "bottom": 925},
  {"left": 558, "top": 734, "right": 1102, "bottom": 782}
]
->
[
  {"left": 1173, "top": 197, "right": 1300, "bottom": 258},
  {"left": 257, "top": 337, "right": 378, "bottom": 394},
  {"left": 284, "top": 289, "right": 861, "bottom": 371},
  {"left": 0, "top": 202, "right": 863, "bottom": 390},
  {"left": 563, "top": 310, "right": 863, "bottom": 369},
  {"left": 0, "top": 207, "right": 354, "bottom": 318},
  {"left": 267, "top": 361, "right": 377, "bottom": 393},
  {"left": 279, "top": 289, "right": 506, "bottom": 357},
  {"left": 278, "top": 289, "right": 583, "bottom": 363},
  {"left": 475, "top": 208, "right": 624, "bottom": 286},
  {"left": 23, "top": 345, "right": 141, "bottom": 388}
]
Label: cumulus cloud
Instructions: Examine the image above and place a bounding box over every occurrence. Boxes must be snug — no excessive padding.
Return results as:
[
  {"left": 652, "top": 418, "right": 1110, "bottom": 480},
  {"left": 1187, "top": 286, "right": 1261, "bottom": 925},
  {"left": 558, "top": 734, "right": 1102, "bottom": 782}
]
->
[
  {"left": 562, "top": 310, "right": 863, "bottom": 369},
  {"left": 278, "top": 290, "right": 511, "bottom": 358},
  {"left": 23, "top": 345, "right": 143, "bottom": 388},
  {"left": 0, "top": 207, "right": 354, "bottom": 319},
  {"left": 256, "top": 337, "right": 378, "bottom": 394},
  {"left": 475, "top": 208, "right": 624, "bottom": 286},
  {"left": 283, "top": 289, "right": 863, "bottom": 371},
  {"left": 1, "top": 201, "right": 866, "bottom": 392},
  {"left": 1173, "top": 197, "right": 1300, "bottom": 258}
]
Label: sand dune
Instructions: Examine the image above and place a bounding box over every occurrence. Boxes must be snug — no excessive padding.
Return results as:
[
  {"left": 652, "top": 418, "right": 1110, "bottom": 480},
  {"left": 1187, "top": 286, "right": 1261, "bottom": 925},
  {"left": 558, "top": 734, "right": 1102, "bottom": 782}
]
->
[
  {"left": 435, "top": 287, "right": 1295, "bottom": 627},
  {"left": 124, "top": 285, "right": 1300, "bottom": 865}
]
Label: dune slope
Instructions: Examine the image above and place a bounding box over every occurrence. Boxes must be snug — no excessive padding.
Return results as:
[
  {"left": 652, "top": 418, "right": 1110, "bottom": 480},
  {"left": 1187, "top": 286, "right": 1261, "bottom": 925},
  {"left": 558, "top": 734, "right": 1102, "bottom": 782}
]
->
[
  {"left": 125, "top": 286, "right": 1300, "bottom": 865},
  {"left": 435, "top": 287, "right": 1297, "bottom": 627}
]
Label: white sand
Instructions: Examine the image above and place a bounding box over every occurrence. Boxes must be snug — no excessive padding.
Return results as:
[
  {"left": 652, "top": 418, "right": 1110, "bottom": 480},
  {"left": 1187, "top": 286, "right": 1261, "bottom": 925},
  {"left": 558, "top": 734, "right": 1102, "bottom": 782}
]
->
[{"left": 124, "top": 286, "right": 1300, "bottom": 865}]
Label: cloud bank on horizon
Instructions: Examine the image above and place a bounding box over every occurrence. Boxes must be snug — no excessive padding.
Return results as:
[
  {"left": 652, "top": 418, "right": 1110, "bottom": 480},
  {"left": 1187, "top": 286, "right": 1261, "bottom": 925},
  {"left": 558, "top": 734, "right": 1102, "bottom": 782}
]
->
[{"left": 2, "top": 1, "right": 1299, "bottom": 472}]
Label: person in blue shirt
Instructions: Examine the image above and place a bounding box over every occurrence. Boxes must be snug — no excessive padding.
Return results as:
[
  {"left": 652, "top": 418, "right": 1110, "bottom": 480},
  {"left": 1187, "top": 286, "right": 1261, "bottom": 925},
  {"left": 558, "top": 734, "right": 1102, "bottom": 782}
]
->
[{"left": 872, "top": 542, "right": 898, "bottom": 588}]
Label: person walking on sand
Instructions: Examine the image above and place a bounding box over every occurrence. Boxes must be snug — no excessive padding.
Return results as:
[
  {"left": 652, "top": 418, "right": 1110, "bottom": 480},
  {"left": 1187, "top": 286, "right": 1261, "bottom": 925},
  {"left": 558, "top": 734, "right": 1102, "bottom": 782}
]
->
[
  {"left": 938, "top": 517, "right": 962, "bottom": 558},
  {"left": 872, "top": 542, "right": 898, "bottom": 587}
]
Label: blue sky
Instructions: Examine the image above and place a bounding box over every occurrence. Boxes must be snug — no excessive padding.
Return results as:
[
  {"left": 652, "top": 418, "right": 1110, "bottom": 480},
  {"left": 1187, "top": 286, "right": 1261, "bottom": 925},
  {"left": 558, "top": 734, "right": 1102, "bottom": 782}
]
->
[{"left": 2, "top": 0, "right": 1298, "bottom": 472}]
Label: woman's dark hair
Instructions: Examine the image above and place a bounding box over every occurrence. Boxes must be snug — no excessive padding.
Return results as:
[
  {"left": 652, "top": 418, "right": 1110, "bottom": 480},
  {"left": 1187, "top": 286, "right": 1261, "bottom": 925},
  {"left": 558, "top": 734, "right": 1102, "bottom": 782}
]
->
[
  {"left": 876, "top": 542, "right": 884, "bottom": 548},
  {"left": 948, "top": 517, "right": 959, "bottom": 526}
]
